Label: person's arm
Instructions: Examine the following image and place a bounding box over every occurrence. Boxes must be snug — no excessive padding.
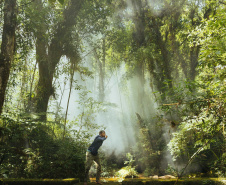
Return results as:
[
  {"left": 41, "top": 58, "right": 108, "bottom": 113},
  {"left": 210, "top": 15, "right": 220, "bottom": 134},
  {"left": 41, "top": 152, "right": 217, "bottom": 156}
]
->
[{"left": 96, "top": 136, "right": 107, "bottom": 141}]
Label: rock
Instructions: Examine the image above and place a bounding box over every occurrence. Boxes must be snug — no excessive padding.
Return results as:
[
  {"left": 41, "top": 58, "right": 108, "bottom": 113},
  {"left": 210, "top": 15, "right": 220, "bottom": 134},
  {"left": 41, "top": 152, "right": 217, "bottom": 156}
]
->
[
  {"left": 158, "top": 175, "right": 176, "bottom": 179},
  {"left": 165, "top": 175, "right": 176, "bottom": 179},
  {"left": 150, "top": 175, "right": 176, "bottom": 179}
]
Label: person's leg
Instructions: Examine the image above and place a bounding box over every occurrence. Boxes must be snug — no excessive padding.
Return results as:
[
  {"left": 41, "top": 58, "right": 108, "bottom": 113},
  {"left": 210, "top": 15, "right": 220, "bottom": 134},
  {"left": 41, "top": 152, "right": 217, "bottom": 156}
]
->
[
  {"left": 84, "top": 152, "right": 94, "bottom": 183},
  {"left": 93, "top": 154, "right": 101, "bottom": 183}
]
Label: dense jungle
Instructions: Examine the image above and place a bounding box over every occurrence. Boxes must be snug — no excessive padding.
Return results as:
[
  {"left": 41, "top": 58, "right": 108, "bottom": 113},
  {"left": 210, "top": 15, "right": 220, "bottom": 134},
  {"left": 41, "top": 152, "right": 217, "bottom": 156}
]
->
[{"left": 0, "top": 0, "right": 225, "bottom": 183}]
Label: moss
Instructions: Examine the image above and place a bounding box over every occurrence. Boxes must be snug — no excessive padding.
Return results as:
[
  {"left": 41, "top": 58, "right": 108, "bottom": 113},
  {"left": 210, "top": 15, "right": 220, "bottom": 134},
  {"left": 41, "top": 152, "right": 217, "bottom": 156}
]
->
[
  {"left": 123, "top": 180, "right": 144, "bottom": 185},
  {"left": 122, "top": 178, "right": 226, "bottom": 185},
  {"left": 0, "top": 178, "right": 79, "bottom": 185},
  {"left": 78, "top": 183, "right": 122, "bottom": 185}
]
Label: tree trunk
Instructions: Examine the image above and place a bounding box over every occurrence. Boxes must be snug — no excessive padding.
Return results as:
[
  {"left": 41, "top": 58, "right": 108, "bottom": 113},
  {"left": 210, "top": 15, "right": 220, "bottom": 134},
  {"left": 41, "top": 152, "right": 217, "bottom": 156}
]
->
[
  {"left": 34, "top": 0, "right": 52, "bottom": 120},
  {"left": 131, "top": 0, "right": 146, "bottom": 115},
  {"left": 34, "top": 0, "right": 83, "bottom": 121},
  {"left": 63, "top": 60, "right": 76, "bottom": 139},
  {"left": 152, "top": 17, "right": 173, "bottom": 90},
  {"left": 27, "top": 61, "right": 37, "bottom": 112},
  {"left": 35, "top": 33, "right": 53, "bottom": 120},
  {"left": 189, "top": 46, "right": 200, "bottom": 80},
  {"left": 101, "top": 38, "right": 106, "bottom": 101},
  {"left": 0, "top": 0, "right": 17, "bottom": 115},
  {"left": 131, "top": 0, "right": 145, "bottom": 46},
  {"left": 95, "top": 38, "right": 106, "bottom": 102},
  {"left": 146, "top": 17, "right": 173, "bottom": 101}
]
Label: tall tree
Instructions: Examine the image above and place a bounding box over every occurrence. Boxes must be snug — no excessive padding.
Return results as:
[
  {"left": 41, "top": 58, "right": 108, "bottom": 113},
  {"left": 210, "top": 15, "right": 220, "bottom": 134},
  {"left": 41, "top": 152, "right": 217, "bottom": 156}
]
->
[
  {"left": 94, "top": 38, "right": 106, "bottom": 102},
  {"left": 0, "top": 0, "right": 17, "bottom": 115},
  {"left": 34, "top": 0, "right": 83, "bottom": 120},
  {"left": 33, "top": 0, "right": 113, "bottom": 120}
]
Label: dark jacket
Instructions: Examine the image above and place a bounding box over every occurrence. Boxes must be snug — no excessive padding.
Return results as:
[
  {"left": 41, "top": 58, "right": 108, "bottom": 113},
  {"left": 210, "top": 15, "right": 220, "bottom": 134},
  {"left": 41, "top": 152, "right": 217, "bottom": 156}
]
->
[{"left": 88, "top": 135, "right": 106, "bottom": 156}]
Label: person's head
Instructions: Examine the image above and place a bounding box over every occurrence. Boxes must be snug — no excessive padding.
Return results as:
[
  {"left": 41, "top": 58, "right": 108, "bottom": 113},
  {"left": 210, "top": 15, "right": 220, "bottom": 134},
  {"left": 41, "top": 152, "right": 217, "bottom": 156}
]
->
[{"left": 99, "top": 130, "right": 106, "bottom": 137}]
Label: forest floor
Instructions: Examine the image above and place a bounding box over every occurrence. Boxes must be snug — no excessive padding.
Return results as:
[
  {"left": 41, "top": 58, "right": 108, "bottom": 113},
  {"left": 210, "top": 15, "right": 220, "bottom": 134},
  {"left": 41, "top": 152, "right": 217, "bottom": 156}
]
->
[
  {"left": 1, "top": 177, "right": 226, "bottom": 185},
  {"left": 82, "top": 177, "right": 226, "bottom": 185}
]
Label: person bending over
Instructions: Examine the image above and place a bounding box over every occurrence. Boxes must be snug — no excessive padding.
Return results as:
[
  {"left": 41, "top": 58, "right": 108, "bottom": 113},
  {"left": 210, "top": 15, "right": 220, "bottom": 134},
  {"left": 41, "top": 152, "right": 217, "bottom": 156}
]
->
[{"left": 84, "top": 130, "right": 108, "bottom": 185}]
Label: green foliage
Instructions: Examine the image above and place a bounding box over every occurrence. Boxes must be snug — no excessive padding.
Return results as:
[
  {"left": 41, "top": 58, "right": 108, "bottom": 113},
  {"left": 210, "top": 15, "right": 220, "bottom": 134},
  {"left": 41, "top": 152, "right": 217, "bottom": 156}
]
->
[
  {"left": 124, "top": 153, "right": 136, "bottom": 167},
  {"left": 165, "top": 3, "right": 226, "bottom": 177},
  {"left": 48, "top": 0, "right": 64, "bottom": 5},
  {"left": 115, "top": 153, "right": 138, "bottom": 179},
  {"left": 168, "top": 112, "right": 223, "bottom": 159},
  {"left": 165, "top": 164, "right": 179, "bottom": 177},
  {"left": 0, "top": 86, "right": 106, "bottom": 179},
  {"left": 0, "top": 114, "right": 86, "bottom": 179},
  {"left": 99, "top": 152, "right": 125, "bottom": 178},
  {"left": 68, "top": 87, "right": 105, "bottom": 140}
]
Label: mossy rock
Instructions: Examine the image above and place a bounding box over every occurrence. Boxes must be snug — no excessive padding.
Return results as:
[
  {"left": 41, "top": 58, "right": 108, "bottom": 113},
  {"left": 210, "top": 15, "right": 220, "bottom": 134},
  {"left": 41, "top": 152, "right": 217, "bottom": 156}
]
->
[{"left": 0, "top": 178, "right": 79, "bottom": 185}]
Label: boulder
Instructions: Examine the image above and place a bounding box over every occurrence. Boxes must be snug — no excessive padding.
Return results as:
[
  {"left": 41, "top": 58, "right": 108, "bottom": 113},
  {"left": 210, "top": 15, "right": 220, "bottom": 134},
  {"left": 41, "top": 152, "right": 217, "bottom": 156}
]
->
[{"left": 158, "top": 175, "right": 176, "bottom": 179}]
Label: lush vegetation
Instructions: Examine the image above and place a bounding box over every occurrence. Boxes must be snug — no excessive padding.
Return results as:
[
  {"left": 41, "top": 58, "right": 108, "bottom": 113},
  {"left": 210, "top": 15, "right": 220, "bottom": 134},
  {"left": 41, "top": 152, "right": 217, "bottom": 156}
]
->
[{"left": 0, "top": 0, "right": 225, "bottom": 181}]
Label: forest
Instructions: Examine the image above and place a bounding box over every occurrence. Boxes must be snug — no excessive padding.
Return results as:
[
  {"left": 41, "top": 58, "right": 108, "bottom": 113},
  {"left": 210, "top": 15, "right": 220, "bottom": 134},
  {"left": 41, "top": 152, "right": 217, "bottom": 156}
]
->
[{"left": 0, "top": 0, "right": 225, "bottom": 182}]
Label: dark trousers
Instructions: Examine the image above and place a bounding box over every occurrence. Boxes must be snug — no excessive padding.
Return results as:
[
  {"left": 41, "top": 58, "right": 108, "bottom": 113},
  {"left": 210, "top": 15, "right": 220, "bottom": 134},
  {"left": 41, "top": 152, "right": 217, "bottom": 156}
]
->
[{"left": 84, "top": 152, "right": 101, "bottom": 182}]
